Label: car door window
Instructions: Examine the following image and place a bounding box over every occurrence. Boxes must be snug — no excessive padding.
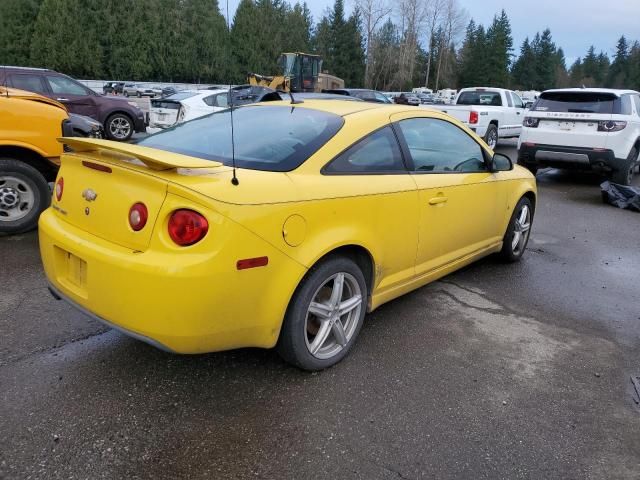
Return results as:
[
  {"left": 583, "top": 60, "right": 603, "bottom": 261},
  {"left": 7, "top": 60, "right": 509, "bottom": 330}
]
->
[
  {"left": 214, "top": 93, "right": 229, "bottom": 108},
  {"left": 512, "top": 92, "right": 524, "bottom": 109},
  {"left": 506, "top": 92, "right": 513, "bottom": 107},
  {"left": 324, "top": 126, "right": 406, "bottom": 174},
  {"left": 46, "top": 75, "right": 89, "bottom": 95},
  {"left": 398, "top": 118, "right": 487, "bottom": 173},
  {"left": 202, "top": 95, "right": 216, "bottom": 107},
  {"left": 8, "top": 74, "right": 48, "bottom": 93}
]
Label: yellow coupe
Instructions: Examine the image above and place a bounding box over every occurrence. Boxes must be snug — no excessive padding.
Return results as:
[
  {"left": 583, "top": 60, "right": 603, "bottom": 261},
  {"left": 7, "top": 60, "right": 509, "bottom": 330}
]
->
[{"left": 39, "top": 100, "right": 536, "bottom": 370}]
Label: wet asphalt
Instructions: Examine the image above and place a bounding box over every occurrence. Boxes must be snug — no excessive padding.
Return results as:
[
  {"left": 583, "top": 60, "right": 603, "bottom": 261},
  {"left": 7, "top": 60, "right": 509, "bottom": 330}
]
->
[{"left": 1, "top": 141, "right": 639, "bottom": 479}]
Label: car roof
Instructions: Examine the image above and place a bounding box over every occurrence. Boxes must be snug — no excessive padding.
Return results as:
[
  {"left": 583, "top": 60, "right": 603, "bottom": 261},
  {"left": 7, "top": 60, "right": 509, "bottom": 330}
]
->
[
  {"left": 542, "top": 87, "right": 639, "bottom": 96},
  {"left": 253, "top": 99, "right": 422, "bottom": 117},
  {"left": 0, "top": 65, "right": 50, "bottom": 72}
]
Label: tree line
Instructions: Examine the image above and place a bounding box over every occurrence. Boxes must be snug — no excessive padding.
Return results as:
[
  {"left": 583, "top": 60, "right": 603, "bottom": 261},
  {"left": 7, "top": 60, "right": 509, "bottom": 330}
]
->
[{"left": 0, "top": 0, "right": 639, "bottom": 92}]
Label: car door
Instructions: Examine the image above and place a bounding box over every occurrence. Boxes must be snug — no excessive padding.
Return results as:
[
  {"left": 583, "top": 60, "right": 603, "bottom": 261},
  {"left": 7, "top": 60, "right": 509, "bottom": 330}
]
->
[
  {"left": 391, "top": 113, "right": 506, "bottom": 276},
  {"left": 44, "top": 74, "right": 97, "bottom": 118},
  {"left": 322, "top": 125, "right": 420, "bottom": 293},
  {"left": 510, "top": 92, "right": 525, "bottom": 136}
]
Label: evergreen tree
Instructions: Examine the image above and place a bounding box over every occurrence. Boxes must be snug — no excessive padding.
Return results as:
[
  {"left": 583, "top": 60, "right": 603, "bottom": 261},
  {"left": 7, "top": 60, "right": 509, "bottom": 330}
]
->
[
  {"left": 569, "top": 58, "right": 584, "bottom": 86},
  {"left": 369, "top": 18, "right": 400, "bottom": 90},
  {"left": 533, "top": 29, "right": 556, "bottom": 90},
  {"left": 554, "top": 47, "right": 569, "bottom": 87},
  {"left": 607, "top": 35, "right": 629, "bottom": 88},
  {"left": 511, "top": 37, "right": 537, "bottom": 89},
  {"left": 628, "top": 42, "right": 640, "bottom": 91},
  {"left": 484, "top": 10, "right": 513, "bottom": 87},
  {"left": 0, "top": 0, "right": 42, "bottom": 66},
  {"left": 30, "top": 0, "right": 104, "bottom": 78}
]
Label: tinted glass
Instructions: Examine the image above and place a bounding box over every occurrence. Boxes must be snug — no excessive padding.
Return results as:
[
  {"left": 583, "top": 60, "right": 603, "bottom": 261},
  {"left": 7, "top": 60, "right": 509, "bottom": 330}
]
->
[
  {"left": 202, "top": 95, "right": 216, "bottom": 107},
  {"left": 534, "top": 92, "right": 624, "bottom": 114},
  {"left": 324, "top": 127, "right": 405, "bottom": 174},
  {"left": 457, "top": 91, "right": 502, "bottom": 106},
  {"left": 9, "top": 74, "right": 47, "bottom": 93},
  {"left": 620, "top": 95, "right": 632, "bottom": 115},
  {"left": 399, "top": 118, "right": 487, "bottom": 173},
  {"left": 374, "top": 92, "right": 391, "bottom": 103},
  {"left": 139, "top": 106, "right": 344, "bottom": 172},
  {"left": 46, "top": 75, "right": 89, "bottom": 95}
]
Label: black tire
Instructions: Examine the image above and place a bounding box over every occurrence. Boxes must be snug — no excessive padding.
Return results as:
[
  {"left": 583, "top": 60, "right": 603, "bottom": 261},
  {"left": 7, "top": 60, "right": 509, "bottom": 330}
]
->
[
  {"left": 277, "top": 256, "right": 367, "bottom": 371},
  {"left": 0, "top": 158, "right": 50, "bottom": 235},
  {"left": 484, "top": 124, "right": 499, "bottom": 150},
  {"left": 500, "top": 196, "right": 533, "bottom": 263},
  {"left": 611, "top": 148, "right": 637, "bottom": 186},
  {"left": 105, "top": 113, "right": 134, "bottom": 141}
]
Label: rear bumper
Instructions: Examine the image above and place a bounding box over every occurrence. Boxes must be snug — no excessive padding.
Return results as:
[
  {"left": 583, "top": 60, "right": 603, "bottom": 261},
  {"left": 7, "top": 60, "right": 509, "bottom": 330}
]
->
[
  {"left": 518, "top": 143, "right": 628, "bottom": 173},
  {"left": 38, "top": 206, "right": 306, "bottom": 354}
]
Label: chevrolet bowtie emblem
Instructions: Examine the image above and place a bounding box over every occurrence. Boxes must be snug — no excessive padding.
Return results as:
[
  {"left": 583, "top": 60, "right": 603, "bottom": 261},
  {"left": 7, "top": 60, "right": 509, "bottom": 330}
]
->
[{"left": 82, "top": 188, "right": 98, "bottom": 202}]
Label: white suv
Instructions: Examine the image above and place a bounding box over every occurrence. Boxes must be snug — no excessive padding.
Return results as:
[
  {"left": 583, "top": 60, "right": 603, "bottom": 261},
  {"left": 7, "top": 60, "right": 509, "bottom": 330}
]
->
[{"left": 518, "top": 88, "right": 640, "bottom": 185}]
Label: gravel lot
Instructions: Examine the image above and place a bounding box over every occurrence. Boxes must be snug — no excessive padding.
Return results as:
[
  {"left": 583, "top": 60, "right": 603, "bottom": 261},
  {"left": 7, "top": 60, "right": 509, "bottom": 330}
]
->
[{"left": 1, "top": 141, "right": 639, "bottom": 479}]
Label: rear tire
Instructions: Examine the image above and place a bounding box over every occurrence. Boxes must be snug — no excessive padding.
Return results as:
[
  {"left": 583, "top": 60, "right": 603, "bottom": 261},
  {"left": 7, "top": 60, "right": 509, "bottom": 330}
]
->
[
  {"left": 484, "top": 124, "right": 499, "bottom": 150},
  {"left": 277, "top": 256, "right": 367, "bottom": 371},
  {"left": 611, "top": 148, "right": 637, "bottom": 186},
  {"left": 0, "top": 158, "right": 50, "bottom": 235},
  {"left": 500, "top": 197, "right": 533, "bottom": 263}
]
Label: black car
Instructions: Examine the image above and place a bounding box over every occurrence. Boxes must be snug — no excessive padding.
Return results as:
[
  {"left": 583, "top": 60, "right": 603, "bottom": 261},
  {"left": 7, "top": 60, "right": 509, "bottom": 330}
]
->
[
  {"left": 161, "top": 86, "right": 179, "bottom": 98},
  {"left": 67, "top": 113, "right": 104, "bottom": 138},
  {"left": 0, "top": 66, "right": 145, "bottom": 141},
  {"left": 102, "top": 81, "right": 125, "bottom": 95},
  {"left": 322, "top": 88, "right": 392, "bottom": 104}
]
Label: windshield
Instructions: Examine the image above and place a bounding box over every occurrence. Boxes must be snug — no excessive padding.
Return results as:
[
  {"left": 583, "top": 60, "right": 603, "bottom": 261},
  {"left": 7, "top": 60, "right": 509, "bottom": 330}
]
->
[
  {"left": 138, "top": 105, "right": 344, "bottom": 172},
  {"left": 457, "top": 91, "right": 502, "bottom": 106},
  {"left": 533, "top": 92, "right": 623, "bottom": 114}
]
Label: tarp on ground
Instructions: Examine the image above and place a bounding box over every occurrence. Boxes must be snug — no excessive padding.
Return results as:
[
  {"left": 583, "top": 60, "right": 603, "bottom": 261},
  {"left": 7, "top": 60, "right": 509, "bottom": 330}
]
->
[{"left": 600, "top": 181, "right": 640, "bottom": 212}]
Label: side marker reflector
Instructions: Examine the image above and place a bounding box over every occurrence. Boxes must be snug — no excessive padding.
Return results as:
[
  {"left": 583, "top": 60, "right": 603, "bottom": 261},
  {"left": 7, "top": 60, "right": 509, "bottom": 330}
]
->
[{"left": 237, "top": 256, "right": 269, "bottom": 270}]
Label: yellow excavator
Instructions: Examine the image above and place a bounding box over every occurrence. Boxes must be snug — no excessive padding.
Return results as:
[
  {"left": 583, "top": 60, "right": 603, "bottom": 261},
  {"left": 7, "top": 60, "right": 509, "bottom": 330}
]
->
[{"left": 247, "top": 52, "right": 344, "bottom": 93}]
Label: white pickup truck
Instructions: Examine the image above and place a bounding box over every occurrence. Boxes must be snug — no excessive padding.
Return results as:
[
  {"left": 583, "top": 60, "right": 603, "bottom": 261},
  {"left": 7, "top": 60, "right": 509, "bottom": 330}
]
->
[{"left": 427, "top": 87, "right": 527, "bottom": 149}]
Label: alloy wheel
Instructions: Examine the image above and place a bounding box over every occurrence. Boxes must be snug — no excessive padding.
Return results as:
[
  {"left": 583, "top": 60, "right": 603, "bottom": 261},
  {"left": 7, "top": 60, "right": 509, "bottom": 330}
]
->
[
  {"left": 108, "top": 116, "right": 132, "bottom": 140},
  {"left": 511, "top": 204, "right": 531, "bottom": 255},
  {"left": 304, "top": 272, "right": 363, "bottom": 360}
]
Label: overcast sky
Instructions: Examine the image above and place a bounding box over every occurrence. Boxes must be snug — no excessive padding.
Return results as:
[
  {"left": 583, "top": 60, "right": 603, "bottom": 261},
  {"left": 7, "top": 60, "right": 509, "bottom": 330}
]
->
[{"left": 222, "top": 0, "right": 640, "bottom": 64}]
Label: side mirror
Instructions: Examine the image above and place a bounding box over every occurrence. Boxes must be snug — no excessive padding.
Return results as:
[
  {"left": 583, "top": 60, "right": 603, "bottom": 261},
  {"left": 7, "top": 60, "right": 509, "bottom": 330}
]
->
[{"left": 492, "top": 152, "right": 513, "bottom": 172}]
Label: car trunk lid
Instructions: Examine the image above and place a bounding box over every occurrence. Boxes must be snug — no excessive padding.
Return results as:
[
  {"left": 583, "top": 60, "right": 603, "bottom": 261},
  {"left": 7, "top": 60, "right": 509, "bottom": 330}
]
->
[{"left": 53, "top": 138, "right": 222, "bottom": 251}]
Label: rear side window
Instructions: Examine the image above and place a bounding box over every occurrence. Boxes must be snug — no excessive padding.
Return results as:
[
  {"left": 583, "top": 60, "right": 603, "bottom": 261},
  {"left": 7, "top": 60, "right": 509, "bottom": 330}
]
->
[
  {"left": 323, "top": 126, "right": 405, "bottom": 174},
  {"left": 46, "top": 75, "right": 89, "bottom": 95},
  {"left": 9, "top": 74, "right": 48, "bottom": 93},
  {"left": 512, "top": 93, "right": 524, "bottom": 109},
  {"left": 457, "top": 91, "right": 502, "bottom": 106},
  {"left": 138, "top": 105, "right": 344, "bottom": 172},
  {"left": 534, "top": 92, "right": 625, "bottom": 114}
]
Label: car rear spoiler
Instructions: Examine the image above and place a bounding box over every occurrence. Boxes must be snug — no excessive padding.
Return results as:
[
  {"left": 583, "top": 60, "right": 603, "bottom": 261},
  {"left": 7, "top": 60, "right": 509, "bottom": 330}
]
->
[{"left": 59, "top": 137, "right": 222, "bottom": 171}]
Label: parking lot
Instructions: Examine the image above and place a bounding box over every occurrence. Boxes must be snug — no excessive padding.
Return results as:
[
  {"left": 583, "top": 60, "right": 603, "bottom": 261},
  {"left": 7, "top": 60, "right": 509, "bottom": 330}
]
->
[{"left": 1, "top": 141, "right": 639, "bottom": 479}]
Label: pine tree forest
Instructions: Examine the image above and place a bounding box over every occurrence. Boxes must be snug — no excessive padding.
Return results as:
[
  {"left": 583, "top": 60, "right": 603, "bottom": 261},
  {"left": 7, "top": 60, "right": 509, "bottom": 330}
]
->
[{"left": 0, "top": 0, "right": 638, "bottom": 91}]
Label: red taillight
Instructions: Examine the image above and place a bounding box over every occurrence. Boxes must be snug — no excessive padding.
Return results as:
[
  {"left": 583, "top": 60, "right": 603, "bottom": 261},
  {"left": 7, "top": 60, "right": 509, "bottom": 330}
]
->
[
  {"left": 469, "top": 111, "right": 479, "bottom": 124},
  {"left": 55, "top": 177, "right": 64, "bottom": 201},
  {"left": 168, "top": 209, "right": 208, "bottom": 246},
  {"left": 129, "top": 202, "right": 148, "bottom": 231}
]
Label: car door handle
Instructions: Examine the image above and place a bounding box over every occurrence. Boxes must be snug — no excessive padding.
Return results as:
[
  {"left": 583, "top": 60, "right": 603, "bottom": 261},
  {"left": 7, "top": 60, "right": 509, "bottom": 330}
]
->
[
  {"left": 517, "top": 111, "right": 522, "bottom": 115},
  {"left": 428, "top": 196, "right": 449, "bottom": 206},
  {"left": 56, "top": 97, "right": 69, "bottom": 102}
]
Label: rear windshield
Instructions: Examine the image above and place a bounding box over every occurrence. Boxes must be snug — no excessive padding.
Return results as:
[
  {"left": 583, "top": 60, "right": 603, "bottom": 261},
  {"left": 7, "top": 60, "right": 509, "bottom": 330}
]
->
[
  {"left": 457, "top": 91, "right": 502, "bottom": 106},
  {"left": 138, "top": 105, "right": 344, "bottom": 172},
  {"left": 533, "top": 92, "right": 623, "bottom": 114}
]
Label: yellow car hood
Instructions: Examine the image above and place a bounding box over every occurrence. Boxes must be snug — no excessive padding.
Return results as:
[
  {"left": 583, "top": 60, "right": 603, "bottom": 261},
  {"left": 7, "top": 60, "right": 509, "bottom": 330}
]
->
[{"left": 0, "top": 86, "right": 67, "bottom": 111}]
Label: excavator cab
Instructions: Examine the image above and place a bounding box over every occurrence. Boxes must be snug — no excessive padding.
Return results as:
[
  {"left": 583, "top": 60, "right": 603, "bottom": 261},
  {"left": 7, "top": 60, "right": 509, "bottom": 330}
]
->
[{"left": 278, "top": 53, "right": 322, "bottom": 93}]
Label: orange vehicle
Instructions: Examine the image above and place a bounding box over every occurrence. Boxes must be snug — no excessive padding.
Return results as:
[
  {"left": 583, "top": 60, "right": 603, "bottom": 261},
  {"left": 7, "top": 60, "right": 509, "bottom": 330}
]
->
[{"left": 0, "top": 87, "right": 72, "bottom": 234}]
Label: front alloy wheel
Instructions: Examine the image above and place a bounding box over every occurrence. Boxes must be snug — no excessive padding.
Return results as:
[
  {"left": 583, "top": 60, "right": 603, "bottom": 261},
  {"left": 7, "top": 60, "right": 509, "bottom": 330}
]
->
[
  {"left": 278, "top": 256, "right": 367, "bottom": 371},
  {"left": 106, "top": 114, "right": 133, "bottom": 141}
]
